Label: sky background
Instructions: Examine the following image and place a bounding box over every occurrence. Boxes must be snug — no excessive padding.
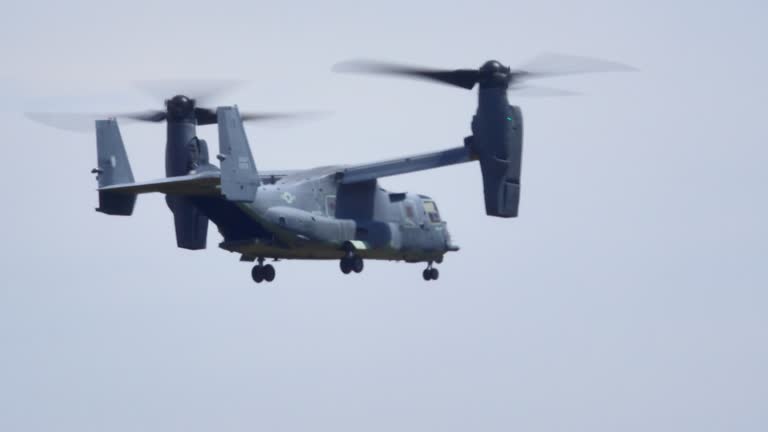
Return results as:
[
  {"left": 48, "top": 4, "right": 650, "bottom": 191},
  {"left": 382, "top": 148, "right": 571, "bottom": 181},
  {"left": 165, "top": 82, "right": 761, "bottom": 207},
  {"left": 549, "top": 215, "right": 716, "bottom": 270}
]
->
[{"left": 1, "top": 1, "right": 767, "bottom": 431}]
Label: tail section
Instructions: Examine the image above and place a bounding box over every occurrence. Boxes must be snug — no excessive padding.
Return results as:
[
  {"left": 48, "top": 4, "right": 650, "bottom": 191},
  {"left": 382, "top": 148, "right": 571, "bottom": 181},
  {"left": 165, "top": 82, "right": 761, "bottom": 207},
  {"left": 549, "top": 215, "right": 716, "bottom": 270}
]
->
[
  {"left": 92, "top": 108, "right": 260, "bottom": 250},
  {"left": 216, "top": 106, "right": 260, "bottom": 202},
  {"left": 94, "top": 119, "right": 136, "bottom": 215}
]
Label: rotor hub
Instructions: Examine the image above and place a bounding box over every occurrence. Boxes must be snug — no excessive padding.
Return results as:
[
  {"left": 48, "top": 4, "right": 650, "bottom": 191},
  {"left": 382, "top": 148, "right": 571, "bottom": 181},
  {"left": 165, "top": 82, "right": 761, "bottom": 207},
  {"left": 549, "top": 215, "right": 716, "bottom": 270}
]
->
[
  {"left": 479, "top": 60, "right": 506, "bottom": 73},
  {"left": 479, "top": 60, "right": 512, "bottom": 88},
  {"left": 166, "top": 95, "right": 195, "bottom": 118}
]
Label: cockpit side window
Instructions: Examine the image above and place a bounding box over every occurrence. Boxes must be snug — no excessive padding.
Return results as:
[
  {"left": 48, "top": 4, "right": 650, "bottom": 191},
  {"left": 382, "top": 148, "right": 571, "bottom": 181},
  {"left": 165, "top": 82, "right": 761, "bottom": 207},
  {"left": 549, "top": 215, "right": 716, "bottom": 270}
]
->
[
  {"left": 423, "top": 200, "right": 441, "bottom": 223},
  {"left": 325, "top": 195, "right": 337, "bottom": 217},
  {"left": 402, "top": 202, "right": 417, "bottom": 226},
  {"left": 405, "top": 203, "right": 415, "bottom": 219}
]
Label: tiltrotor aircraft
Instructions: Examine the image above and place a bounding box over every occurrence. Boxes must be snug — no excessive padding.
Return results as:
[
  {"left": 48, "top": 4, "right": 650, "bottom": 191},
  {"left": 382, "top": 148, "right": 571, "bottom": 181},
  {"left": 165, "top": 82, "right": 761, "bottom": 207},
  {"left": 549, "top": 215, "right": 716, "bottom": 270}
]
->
[{"left": 29, "top": 54, "right": 630, "bottom": 283}]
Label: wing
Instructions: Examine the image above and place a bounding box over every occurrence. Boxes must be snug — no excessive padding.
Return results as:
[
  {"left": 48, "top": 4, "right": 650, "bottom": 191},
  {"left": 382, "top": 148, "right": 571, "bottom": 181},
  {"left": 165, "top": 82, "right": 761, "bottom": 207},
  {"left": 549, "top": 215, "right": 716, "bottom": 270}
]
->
[
  {"left": 336, "top": 146, "right": 475, "bottom": 184},
  {"left": 98, "top": 143, "right": 474, "bottom": 195}
]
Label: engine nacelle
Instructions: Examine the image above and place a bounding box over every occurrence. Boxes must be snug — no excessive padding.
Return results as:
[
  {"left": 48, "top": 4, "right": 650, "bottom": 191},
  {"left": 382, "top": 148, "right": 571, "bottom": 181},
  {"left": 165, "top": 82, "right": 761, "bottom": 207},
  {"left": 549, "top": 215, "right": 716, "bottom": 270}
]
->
[
  {"left": 165, "top": 123, "right": 208, "bottom": 250},
  {"left": 469, "top": 89, "right": 523, "bottom": 218}
]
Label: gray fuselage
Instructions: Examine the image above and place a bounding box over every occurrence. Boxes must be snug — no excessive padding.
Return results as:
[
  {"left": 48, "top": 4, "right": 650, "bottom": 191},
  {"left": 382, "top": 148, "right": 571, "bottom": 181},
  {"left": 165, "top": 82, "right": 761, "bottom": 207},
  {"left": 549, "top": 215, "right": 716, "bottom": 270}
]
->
[{"left": 214, "top": 166, "right": 456, "bottom": 263}]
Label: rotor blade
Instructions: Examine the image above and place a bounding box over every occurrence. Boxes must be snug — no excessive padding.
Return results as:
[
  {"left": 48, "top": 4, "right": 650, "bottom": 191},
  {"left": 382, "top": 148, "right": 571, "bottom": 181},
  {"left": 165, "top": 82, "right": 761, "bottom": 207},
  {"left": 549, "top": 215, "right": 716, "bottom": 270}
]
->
[
  {"left": 121, "top": 110, "right": 167, "bottom": 122},
  {"left": 239, "top": 111, "right": 331, "bottom": 127},
  {"left": 25, "top": 110, "right": 165, "bottom": 132},
  {"left": 134, "top": 79, "right": 246, "bottom": 105},
  {"left": 240, "top": 111, "right": 328, "bottom": 122},
  {"left": 516, "top": 53, "right": 637, "bottom": 79},
  {"left": 334, "top": 60, "right": 480, "bottom": 90},
  {"left": 194, "top": 107, "right": 329, "bottom": 126},
  {"left": 25, "top": 112, "right": 101, "bottom": 132},
  {"left": 509, "top": 85, "right": 579, "bottom": 97}
]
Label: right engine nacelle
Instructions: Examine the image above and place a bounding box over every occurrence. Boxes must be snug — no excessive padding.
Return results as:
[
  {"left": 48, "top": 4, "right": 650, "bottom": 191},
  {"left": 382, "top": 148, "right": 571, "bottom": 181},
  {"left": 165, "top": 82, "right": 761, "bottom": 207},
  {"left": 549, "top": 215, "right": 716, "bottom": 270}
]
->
[{"left": 469, "top": 99, "right": 523, "bottom": 218}]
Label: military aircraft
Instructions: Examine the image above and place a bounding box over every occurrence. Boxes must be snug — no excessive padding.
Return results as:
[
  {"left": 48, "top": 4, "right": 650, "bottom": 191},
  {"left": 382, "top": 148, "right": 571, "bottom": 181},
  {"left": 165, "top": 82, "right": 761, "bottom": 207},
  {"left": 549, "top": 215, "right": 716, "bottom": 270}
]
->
[{"left": 28, "top": 54, "right": 631, "bottom": 283}]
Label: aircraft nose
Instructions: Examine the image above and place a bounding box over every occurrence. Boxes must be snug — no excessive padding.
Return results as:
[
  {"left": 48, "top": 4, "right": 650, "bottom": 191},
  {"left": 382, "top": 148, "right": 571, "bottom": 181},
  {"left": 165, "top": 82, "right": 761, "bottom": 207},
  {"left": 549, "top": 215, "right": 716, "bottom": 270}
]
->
[{"left": 444, "top": 227, "right": 460, "bottom": 252}]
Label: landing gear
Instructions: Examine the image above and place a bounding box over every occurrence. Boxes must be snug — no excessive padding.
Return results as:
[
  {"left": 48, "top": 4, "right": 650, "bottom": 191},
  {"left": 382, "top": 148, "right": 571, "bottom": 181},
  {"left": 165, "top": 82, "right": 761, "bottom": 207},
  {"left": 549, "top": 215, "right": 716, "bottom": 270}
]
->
[
  {"left": 340, "top": 258, "right": 352, "bottom": 274},
  {"left": 340, "top": 253, "right": 364, "bottom": 275},
  {"left": 251, "top": 258, "right": 276, "bottom": 283},
  {"left": 422, "top": 262, "right": 439, "bottom": 281},
  {"left": 263, "top": 264, "right": 276, "bottom": 281},
  {"left": 352, "top": 256, "right": 364, "bottom": 273}
]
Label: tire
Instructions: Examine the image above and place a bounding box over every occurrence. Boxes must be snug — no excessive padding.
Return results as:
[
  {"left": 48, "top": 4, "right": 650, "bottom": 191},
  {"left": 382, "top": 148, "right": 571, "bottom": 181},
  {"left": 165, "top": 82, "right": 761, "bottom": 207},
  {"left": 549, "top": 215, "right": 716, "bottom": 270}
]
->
[
  {"left": 429, "top": 268, "right": 439, "bottom": 280},
  {"left": 251, "top": 266, "right": 264, "bottom": 283},
  {"left": 340, "top": 258, "right": 352, "bottom": 274},
  {"left": 352, "top": 256, "right": 364, "bottom": 273},
  {"left": 263, "top": 264, "right": 276, "bottom": 282},
  {"left": 423, "top": 269, "right": 432, "bottom": 281},
  {"left": 429, "top": 268, "right": 439, "bottom": 281}
]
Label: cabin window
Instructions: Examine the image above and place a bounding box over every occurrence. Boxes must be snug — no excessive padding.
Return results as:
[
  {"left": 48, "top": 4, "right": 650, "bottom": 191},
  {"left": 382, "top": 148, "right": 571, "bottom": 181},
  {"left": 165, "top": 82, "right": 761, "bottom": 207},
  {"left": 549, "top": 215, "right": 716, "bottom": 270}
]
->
[
  {"left": 389, "top": 193, "right": 406, "bottom": 202},
  {"left": 423, "top": 200, "right": 441, "bottom": 223}
]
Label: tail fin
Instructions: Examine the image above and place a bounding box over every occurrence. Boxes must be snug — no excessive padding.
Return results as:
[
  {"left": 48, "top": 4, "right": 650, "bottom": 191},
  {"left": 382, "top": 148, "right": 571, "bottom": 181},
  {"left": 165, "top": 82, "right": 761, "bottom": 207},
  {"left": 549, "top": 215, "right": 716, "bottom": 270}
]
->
[
  {"left": 216, "top": 106, "right": 260, "bottom": 202},
  {"left": 94, "top": 119, "right": 136, "bottom": 215}
]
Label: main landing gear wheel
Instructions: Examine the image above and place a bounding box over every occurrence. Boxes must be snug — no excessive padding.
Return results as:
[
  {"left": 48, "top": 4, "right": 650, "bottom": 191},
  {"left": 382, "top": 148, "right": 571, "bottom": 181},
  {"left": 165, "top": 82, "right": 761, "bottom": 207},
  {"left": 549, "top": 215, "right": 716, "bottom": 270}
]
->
[
  {"left": 422, "top": 262, "right": 439, "bottom": 281},
  {"left": 263, "top": 264, "right": 276, "bottom": 282},
  {"left": 340, "top": 258, "right": 352, "bottom": 274},
  {"left": 340, "top": 255, "right": 364, "bottom": 275},
  {"left": 352, "top": 256, "right": 364, "bottom": 273},
  {"left": 252, "top": 258, "right": 276, "bottom": 284},
  {"left": 252, "top": 266, "right": 264, "bottom": 283}
]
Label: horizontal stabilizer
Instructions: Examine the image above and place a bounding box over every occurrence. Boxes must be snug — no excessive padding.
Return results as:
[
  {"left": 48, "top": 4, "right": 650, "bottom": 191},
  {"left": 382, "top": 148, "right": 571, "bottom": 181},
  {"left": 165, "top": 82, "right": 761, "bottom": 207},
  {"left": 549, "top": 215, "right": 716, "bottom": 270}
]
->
[
  {"left": 99, "top": 171, "right": 221, "bottom": 195},
  {"left": 98, "top": 170, "right": 291, "bottom": 196}
]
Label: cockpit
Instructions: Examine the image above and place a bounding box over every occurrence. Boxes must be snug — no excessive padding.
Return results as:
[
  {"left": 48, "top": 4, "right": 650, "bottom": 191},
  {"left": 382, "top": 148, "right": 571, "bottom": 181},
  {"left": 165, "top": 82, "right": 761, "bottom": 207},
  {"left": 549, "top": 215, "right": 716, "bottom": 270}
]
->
[
  {"left": 399, "top": 194, "right": 445, "bottom": 227},
  {"left": 422, "top": 199, "right": 441, "bottom": 223}
]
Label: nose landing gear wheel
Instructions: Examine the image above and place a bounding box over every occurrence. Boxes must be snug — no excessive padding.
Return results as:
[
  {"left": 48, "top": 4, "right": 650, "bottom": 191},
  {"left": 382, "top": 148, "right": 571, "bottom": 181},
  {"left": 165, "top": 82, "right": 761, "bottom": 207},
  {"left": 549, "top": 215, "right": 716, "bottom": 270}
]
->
[
  {"left": 422, "top": 262, "right": 440, "bottom": 281},
  {"left": 429, "top": 268, "right": 439, "bottom": 280},
  {"left": 252, "top": 259, "right": 276, "bottom": 283}
]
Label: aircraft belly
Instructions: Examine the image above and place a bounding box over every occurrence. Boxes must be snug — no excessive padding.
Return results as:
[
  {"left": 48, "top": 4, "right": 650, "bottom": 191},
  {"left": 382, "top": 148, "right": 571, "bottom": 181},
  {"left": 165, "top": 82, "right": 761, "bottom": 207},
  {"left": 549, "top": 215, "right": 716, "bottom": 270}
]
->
[
  {"left": 220, "top": 238, "right": 443, "bottom": 262},
  {"left": 188, "top": 196, "right": 271, "bottom": 241}
]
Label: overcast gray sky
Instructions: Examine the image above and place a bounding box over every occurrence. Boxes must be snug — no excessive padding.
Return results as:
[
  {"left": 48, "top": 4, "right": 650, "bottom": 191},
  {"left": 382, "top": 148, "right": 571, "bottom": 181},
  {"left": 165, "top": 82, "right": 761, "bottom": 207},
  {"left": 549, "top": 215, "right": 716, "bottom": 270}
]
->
[{"left": 1, "top": 1, "right": 766, "bottom": 431}]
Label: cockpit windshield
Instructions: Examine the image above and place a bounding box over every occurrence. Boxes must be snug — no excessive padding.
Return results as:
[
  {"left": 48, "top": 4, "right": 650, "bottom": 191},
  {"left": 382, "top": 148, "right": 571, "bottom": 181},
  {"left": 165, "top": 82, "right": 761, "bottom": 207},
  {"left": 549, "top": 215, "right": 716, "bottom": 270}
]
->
[{"left": 423, "top": 200, "right": 441, "bottom": 223}]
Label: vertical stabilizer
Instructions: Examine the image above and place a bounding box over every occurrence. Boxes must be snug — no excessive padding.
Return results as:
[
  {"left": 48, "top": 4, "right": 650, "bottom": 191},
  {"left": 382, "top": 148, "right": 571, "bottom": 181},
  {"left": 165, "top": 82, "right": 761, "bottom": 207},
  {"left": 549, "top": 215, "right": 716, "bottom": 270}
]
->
[
  {"left": 95, "top": 119, "right": 136, "bottom": 215},
  {"left": 217, "top": 106, "right": 260, "bottom": 202}
]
